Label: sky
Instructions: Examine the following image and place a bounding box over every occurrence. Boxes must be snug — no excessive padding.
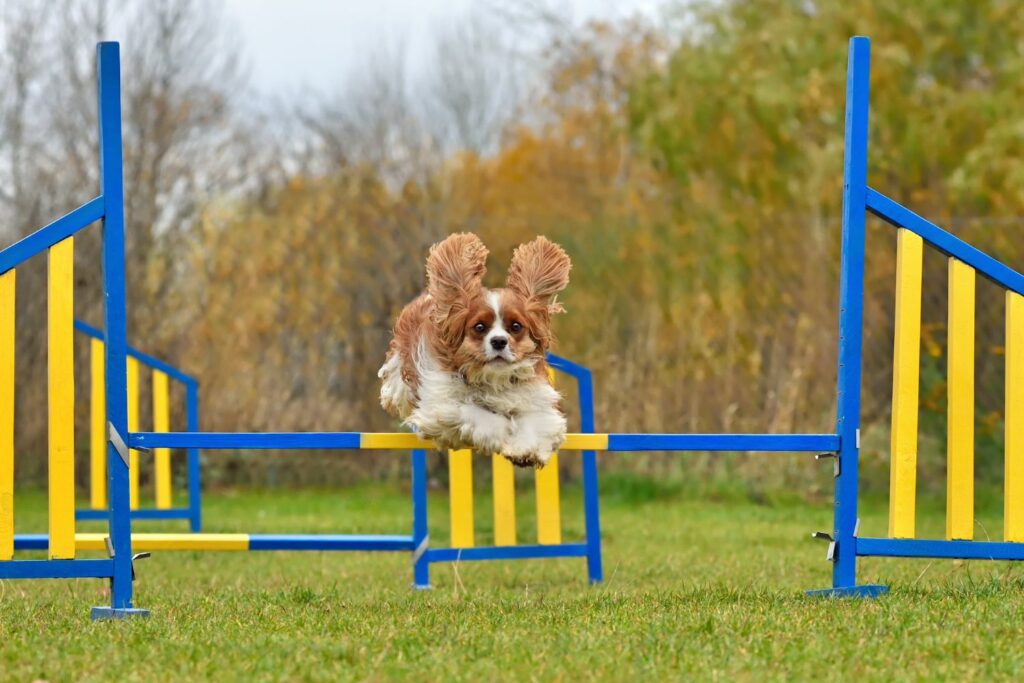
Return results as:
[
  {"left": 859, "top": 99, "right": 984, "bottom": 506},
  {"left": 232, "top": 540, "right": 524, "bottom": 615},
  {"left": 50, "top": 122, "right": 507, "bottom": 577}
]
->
[{"left": 222, "top": 0, "right": 662, "bottom": 94}]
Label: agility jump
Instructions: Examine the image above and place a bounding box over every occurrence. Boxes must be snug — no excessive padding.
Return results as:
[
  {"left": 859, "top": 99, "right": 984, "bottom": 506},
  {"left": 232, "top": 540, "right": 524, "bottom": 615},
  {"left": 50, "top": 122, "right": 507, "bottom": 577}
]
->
[
  {"left": 48, "top": 328, "right": 598, "bottom": 581},
  {"left": 12, "top": 346, "right": 604, "bottom": 591},
  {"left": 2, "top": 36, "right": 1024, "bottom": 618}
]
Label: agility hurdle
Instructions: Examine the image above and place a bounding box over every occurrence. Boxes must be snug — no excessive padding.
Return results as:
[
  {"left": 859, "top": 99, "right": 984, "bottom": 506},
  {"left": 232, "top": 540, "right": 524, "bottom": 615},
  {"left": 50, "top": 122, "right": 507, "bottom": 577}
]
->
[
  {"left": 14, "top": 351, "right": 601, "bottom": 590},
  {"left": 409, "top": 353, "right": 602, "bottom": 588},
  {"left": 72, "top": 320, "right": 202, "bottom": 530},
  {"left": 13, "top": 354, "right": 595, "bottom": 571}
]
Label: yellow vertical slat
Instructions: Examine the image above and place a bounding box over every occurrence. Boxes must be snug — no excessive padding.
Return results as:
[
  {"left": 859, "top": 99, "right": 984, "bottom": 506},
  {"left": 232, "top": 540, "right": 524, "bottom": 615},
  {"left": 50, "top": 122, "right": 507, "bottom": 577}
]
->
[
  {"left": 152, "top": 369, "right": 171, "bottom": 509},
  {"left": 127, "top": 356, "right": 140, "bottom": 510},
  {"left": 0, "top": 270, "right": 15, "bottom": 561},
  {"left": 89, "top": 338, "right": 106, "bottom": 509},
  {"left": 535, "top": 367, "right": 562, "bottom": 544},
  {"left": 1006, "top": 291, "right": 1024, "bottom": 542},
  {"left": 48, "top": 239, "right": 75, "bottom": 559},
  {"left": 535, "top": 453, "right": 561, "bottom": 544},
  {"left": 947, "top": 258, "right": 975, "bottom": 540},
  {"left": 888, "top": 229, "right": 923, "bottom": 538},
  {"left": 449, "top": 449, "right": 474, "bottom": 548},
  {"left": 492, "top": 453, "right": 516, "bottom": 546}
]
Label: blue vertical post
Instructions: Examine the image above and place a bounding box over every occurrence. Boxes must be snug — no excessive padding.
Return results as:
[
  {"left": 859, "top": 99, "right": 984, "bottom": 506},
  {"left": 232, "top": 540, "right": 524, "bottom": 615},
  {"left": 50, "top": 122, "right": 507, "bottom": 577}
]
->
[
  {"left": 579, "top": 368, "right": 603, "bottom": 583},
  {"left": 92, "top": 42, "right": 148, "bottom": 619},
  {"left": 186, "top": 380, "right": 202, "bottom": 532},
  {"left": 808, "top": 36, "right": 886, "bottom": 598},
  {"left": 411, "top": 448, "right": 430, "bottom": 589}
]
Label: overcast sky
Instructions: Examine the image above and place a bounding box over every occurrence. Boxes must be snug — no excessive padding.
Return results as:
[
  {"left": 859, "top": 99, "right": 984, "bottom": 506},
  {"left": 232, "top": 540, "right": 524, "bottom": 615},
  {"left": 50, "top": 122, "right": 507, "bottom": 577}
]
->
[{"left": 222, "top": 0, "right": 662, "bottom": 94}]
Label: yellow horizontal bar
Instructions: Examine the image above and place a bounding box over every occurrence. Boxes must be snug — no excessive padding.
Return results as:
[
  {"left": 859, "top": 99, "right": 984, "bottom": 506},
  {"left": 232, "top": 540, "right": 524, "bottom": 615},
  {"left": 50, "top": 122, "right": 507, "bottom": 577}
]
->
[
  {"left": 360, "top": 433, "right": 434, "bottom": 450},
  {"left": 75, "top": 533, "right": 250, "bottom": 551},
  {"left": 562, "top": 434, "right": 608, "bottom": 450},
  {"left": 359, "top": 432, "right": 609, "bottom": 451}
]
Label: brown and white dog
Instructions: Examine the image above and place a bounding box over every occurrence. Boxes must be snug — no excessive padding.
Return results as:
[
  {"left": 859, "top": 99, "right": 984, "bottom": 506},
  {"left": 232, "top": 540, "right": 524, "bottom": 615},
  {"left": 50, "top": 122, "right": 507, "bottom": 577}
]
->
[{"left": 378, "top": 233, "right": 571, "bottom": 467}]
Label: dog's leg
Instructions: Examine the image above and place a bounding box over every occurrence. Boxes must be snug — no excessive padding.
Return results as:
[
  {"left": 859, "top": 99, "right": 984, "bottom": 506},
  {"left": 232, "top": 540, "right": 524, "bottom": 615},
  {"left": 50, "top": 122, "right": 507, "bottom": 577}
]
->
[
  {"left": 406, "top": 401, "right": 462, "bottom": 448},
  {"left": 378, "top": 352, "right": 414, "bottom": 418},
  {"left": 407, "top": 402, "right": 510, "bottom": 454},
  {"left": 457, "top": 403, "right": 512, "bottom": 454},
  {"left": 502, "top": 408, "right": 567, "bottom": 467}
]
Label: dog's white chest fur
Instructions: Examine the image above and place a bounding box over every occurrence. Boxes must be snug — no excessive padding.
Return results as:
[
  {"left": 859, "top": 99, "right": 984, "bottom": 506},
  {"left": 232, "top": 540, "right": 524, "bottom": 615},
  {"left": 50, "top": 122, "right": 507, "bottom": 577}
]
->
[{"left": 378, "top": 342, "right": 566, "bottom": 466}]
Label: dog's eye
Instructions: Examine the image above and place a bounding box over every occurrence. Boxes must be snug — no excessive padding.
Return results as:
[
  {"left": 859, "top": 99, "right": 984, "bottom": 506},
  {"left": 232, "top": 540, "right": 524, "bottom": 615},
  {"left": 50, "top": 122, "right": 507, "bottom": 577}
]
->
[
  {"left": 510, "top": 321, "right": 523, "bottom": 333},
  {"left": 473, "top": 322, "right": 487, "bottom": 333}
]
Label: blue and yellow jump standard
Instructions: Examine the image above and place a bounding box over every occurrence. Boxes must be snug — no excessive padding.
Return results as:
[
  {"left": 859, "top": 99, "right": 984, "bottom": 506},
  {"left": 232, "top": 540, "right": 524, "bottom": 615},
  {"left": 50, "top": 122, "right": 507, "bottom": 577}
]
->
[
  {"left": 829, "top": 36, "right": 1024, "bottom": 572},
  {"left": 0, "top": 43, "right": 146, "bottom": 619}
]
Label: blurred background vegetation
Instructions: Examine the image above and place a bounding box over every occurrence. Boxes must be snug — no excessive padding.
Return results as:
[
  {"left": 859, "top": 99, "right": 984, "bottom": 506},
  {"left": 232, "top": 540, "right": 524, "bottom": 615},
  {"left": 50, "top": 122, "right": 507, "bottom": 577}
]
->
[{"left": 2, "top": 0, "right": 1023, "bottom": 498}]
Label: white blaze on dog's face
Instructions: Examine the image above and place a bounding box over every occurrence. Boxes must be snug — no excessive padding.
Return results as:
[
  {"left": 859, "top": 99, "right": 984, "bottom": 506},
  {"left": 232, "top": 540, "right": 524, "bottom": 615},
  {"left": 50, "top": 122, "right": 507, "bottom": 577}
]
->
[{"left": 463, "top": 290, "right": 538, "bottom": 366}]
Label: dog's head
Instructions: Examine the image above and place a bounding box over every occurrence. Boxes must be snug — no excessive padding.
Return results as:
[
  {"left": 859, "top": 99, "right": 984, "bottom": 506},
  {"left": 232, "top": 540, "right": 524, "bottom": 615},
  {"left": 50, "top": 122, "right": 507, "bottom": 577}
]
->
[{"left": 426, "top": 233, "right": 571, "bottom": 383}]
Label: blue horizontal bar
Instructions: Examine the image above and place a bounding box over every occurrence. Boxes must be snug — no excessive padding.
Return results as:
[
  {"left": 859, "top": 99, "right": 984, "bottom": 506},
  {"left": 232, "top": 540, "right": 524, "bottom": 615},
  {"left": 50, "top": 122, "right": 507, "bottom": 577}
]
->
[
  {"left": 0, "top": 558, "right": 115, "bottom": 579},
  {"left": 131, "top": 431, "right": 838, "bottom": 453},
  {"left": 75, "top": 507, "right": 192, "bottom": 521},
  {"left": 858, "top": 537, "right": 1024, "bottom": 561},
  {"left": 0, "top": 197, "right": 104, "bottom": 273},
  {"left": 248, "top": 534, "right": 415, "bottom": 551},
  {"left": 13, "top": 534, "right": 48, "bottom": 550},
  {"left": 866, "top": 188, "right": 1024, "bottom": 296},
  {"left": 606, "top": 433, "right": 839, "bottom": 452},
  {"left": 130, "top": 431, "right": 363, "bottom": 450},
  {"left": 74, "top": 319, "right": 197, "bottom": 385},
  {"left": 425, "top": 543, "right": 589, "bottom": 563}
]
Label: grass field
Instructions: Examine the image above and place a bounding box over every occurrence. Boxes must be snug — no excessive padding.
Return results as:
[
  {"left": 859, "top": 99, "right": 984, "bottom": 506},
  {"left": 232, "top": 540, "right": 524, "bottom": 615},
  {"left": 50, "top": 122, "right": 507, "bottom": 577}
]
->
[{"left": 3, "top": 473, "right": 1024, "bottom": 681}]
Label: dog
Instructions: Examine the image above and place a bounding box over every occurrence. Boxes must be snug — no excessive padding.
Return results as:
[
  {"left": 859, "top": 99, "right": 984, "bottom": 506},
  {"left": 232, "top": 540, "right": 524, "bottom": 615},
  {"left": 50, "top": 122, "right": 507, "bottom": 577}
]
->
[{"left": 378, "top": 233, "right": 571, "bottom": 467}]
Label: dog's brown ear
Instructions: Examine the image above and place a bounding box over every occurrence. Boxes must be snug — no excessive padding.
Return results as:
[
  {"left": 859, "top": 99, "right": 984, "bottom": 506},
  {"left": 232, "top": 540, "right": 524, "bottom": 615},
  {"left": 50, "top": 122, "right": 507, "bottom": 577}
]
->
[
  {"left": 426, "top": 233, "right": 488, "bottom": 338},
  {"left": 506, "top": 236, "right": 571, "bottom": 315}
]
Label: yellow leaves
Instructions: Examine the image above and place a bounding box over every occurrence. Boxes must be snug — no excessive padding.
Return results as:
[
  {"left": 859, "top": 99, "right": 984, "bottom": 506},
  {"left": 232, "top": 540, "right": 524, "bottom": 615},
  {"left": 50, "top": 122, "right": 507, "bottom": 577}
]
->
[{"left": 922, "top": 323, "right": 944, "bottom": 359}]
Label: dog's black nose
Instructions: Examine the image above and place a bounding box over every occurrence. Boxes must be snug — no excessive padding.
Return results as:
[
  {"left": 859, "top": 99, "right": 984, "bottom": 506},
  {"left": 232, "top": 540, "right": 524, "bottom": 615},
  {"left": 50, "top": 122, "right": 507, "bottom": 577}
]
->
[{"left": 490, "top": 336, "right": 508, "bottom": 350}]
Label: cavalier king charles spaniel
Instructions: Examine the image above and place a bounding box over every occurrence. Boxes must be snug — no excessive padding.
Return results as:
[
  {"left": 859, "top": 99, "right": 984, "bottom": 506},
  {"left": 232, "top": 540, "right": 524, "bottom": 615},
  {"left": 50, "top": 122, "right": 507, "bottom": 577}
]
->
[{"left": 378, "top": 233, "right": 571, "bottom": 467}]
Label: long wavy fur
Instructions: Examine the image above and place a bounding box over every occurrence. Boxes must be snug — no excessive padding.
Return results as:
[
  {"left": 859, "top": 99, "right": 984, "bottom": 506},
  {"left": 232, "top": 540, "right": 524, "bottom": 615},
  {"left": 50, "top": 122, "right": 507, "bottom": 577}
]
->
[{"left": 505, "top": 236, "right": 572, "bottom": 315}]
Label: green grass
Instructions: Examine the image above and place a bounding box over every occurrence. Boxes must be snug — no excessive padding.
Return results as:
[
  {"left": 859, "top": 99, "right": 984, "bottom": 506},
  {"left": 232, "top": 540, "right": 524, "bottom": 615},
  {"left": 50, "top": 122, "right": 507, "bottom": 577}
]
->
[{"left": 3, "top": 477, "right": 1024, "bottom": 681}]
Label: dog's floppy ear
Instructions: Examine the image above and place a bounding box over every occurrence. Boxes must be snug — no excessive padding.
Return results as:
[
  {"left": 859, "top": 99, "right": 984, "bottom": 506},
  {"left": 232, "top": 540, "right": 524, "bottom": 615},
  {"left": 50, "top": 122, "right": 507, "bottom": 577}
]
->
[
  {"left": 506, "top": 236, "right": 571, "bottom": 315},
  {"left": 426, "top": 233, "right": 488, "bottom": 341}
]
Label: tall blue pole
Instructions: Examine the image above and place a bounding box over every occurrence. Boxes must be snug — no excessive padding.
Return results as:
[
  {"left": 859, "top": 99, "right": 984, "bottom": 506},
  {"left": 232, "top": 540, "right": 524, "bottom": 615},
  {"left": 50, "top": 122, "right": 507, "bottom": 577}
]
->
[
  {"left": 411, "top": 448, "right": 430, "bottom": 589},
  {"left": 186, "top": 380, "right": 202, "bottom": 532},
  {"left": 92, "top": 42, "right": 148, "bottom": 618},
  {"left": 808, "top": 36, "right": 886, "bottom": 598},
  {"left": 579, "top": 368, "right": 603, "bottom": 583}
]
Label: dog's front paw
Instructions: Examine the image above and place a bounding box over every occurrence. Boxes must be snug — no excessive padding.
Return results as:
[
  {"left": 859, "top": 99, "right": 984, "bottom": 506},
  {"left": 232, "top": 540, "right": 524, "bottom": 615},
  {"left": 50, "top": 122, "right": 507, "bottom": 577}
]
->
[
  {"left": 458, "top": 404, "right": 511, "bottom": 453},
  {"left": 503, "top": 451, "right": 546, "bottom": 469},
  {"left": 500, "top": 411, "right": 564, "bottom": 468},
  {"left": 500, "top": 438, "right": 555, "bottom": 469}
]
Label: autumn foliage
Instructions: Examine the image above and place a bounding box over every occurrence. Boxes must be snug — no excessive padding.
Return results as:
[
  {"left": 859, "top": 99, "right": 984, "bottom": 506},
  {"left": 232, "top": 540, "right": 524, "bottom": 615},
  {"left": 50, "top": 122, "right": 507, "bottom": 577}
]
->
[{"left": 8, "top": 1, "right": 1024, "bottom": 494}]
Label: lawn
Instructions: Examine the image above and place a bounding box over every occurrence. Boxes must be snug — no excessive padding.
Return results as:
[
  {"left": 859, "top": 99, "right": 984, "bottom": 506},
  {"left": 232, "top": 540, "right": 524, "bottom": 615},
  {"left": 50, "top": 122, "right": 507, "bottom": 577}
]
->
[{"left": 2, "top": 474, "right": 1024, "bottom": 681}]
